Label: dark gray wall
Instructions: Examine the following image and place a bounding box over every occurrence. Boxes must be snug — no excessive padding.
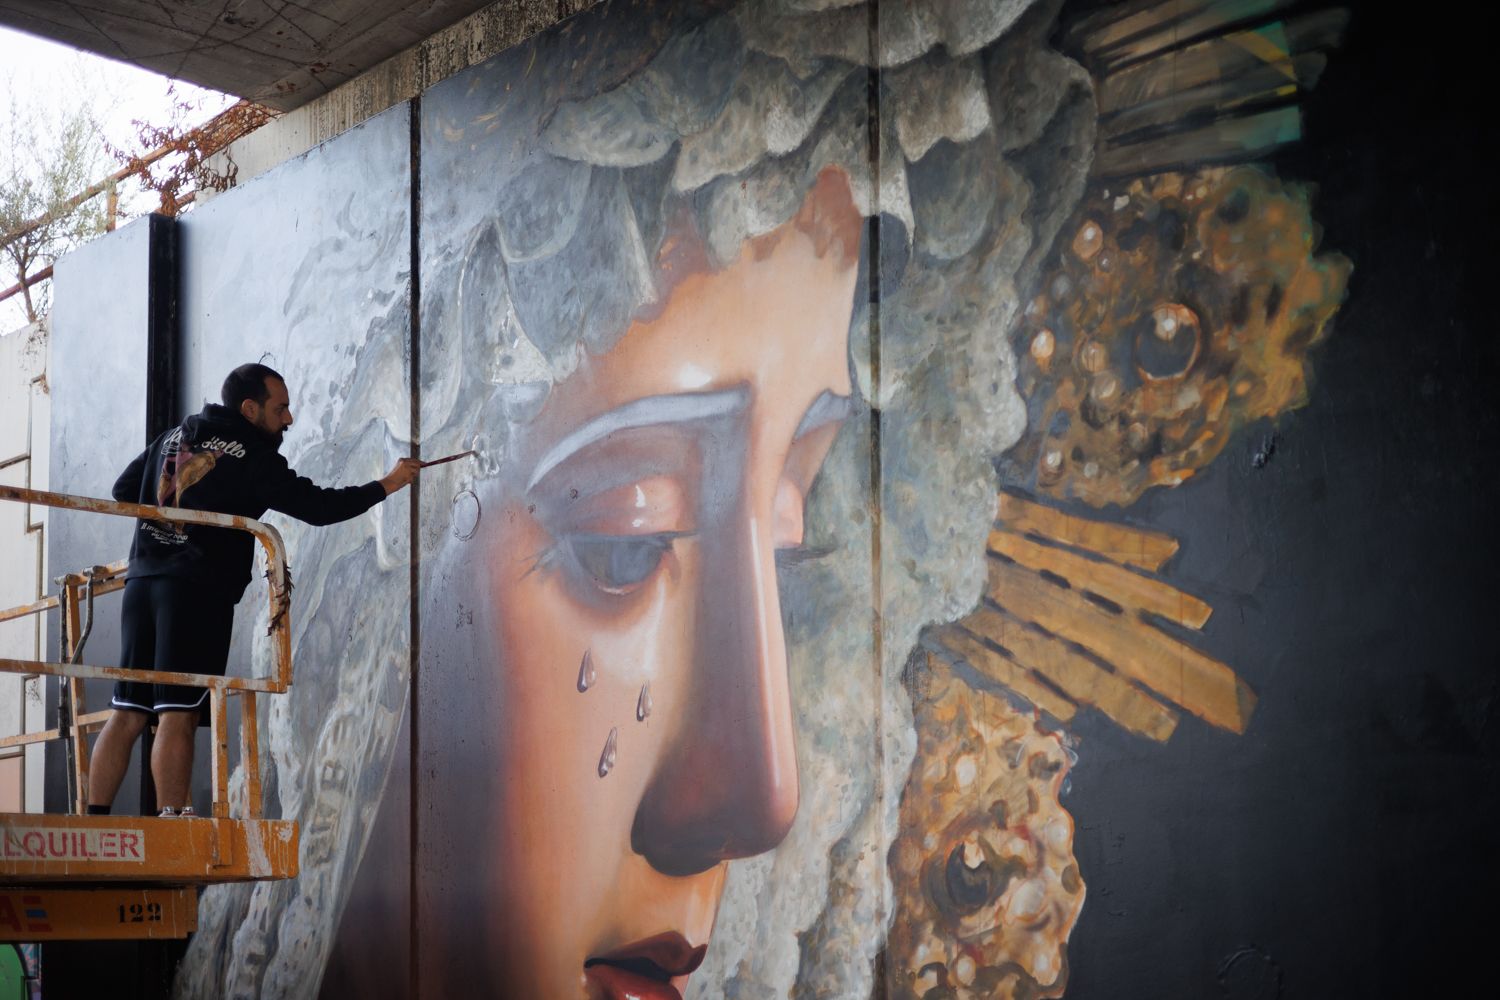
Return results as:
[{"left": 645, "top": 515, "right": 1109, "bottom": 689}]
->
[
  {"left": 46, "top": 214, "right": 157, "bottom": 813},
  {"left": 1062, "top": 7, "right": 1499, "bottom": 996},
  {"left": 48, "top": 215, "right": 153, "bottom": 583}
]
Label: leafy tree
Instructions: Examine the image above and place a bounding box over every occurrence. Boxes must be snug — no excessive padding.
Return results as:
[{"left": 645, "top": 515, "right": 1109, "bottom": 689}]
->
[{"left": 0, "top": 74, "right": 111, "bottom": 328}]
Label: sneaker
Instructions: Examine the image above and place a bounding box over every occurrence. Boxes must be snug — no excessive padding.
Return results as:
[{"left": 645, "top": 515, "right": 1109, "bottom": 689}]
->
[
  {"left": 179, "top": 806, "right": 196, "bottom": 819},
  {"left": 158, "top": 807, "right": 178, "bottom": 818}
]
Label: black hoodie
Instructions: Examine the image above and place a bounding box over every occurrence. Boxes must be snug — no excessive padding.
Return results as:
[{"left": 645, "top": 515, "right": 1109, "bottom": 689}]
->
[{"left": 112, "top": 403, "right": 387, "bottom": 601}]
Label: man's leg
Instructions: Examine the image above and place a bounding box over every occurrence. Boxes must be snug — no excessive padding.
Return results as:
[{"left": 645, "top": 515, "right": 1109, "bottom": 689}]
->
[
  {"left": 86, "top": 709, "right": 151, "bottom": 811},
  {"left": 98, "top": 576, "right": 156, "bottom": 813},
  {"left": 147, "top": 578, "right": 233, "bottom": 813},
  {"left": 150, "top": 710, "right": 198, "bottom": 812}
]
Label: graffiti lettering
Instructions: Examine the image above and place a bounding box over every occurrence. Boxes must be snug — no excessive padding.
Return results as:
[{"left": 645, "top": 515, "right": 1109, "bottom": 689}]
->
[{"left": 197, "top": 435, "right": 247, "bottom": 459}]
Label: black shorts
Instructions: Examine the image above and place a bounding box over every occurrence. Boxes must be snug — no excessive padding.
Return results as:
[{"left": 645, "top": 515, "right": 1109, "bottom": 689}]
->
[{"left": 111, "top": 576, "right": 235, "bottom": 720}]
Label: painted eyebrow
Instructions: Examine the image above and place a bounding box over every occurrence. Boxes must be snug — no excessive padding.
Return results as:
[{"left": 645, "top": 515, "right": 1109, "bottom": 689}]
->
[
  {"left": 793, "top": 390, "right": 853, "bottom": 441},
  {"left": 526, "top": 387, "right": 748, "bottom": 491}
]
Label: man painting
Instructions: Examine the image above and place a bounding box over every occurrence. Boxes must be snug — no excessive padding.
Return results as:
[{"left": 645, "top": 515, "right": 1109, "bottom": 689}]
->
[{"left": 84, "top": 363, "right": 420, "bottom": 817}]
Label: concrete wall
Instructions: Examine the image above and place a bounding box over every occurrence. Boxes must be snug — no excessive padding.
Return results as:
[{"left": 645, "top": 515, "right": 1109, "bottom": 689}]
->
[
  {"left": 0, "top": 319, "right": 50, "bottom": 815},
  {"left": 201, "top": 0, "right": 599, "bottom": 193},
  {"left": 30, "top": 1, "right": 1497, "bottom": 999},
  {"left": 44, "top": 217, "right": 165, "bottom": 815}
]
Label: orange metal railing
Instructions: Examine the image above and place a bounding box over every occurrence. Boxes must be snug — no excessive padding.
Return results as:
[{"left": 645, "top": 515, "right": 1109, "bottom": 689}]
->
[{"left": 0, "top": 485, "right": 292, "bottom": 821}]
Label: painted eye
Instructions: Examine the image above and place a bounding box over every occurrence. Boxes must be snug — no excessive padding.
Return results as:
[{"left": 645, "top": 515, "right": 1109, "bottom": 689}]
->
[
  {"left": 944, "top": 842, "right": 1000, "bottom": 914},
  {"left": 565, "top": 533, "right": 676, "bottom": 594},
  {"left": 923, "top": 838, "right": 1026, "bottom": 924}
]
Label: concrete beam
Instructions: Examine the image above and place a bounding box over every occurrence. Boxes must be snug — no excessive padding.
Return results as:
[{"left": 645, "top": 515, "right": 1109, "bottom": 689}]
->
[
  {"left": 201, "top": 0, "right": 596, "bottom": 190},
  {"left": 0, "top": 0, "right": 556, "bottom": 112}
]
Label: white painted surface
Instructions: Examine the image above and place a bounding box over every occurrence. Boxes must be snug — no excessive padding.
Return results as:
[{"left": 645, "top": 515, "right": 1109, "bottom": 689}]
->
[{"left": 0, "top": 318, "right": 51, "bottom": 814}]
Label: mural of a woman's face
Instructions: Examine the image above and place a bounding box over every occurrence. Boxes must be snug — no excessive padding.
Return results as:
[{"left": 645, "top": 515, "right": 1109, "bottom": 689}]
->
[{"left": 424, "top": 169, "right": 863, "bottom": 999}]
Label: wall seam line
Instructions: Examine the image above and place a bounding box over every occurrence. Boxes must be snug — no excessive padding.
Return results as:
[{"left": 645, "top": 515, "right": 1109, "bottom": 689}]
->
[
  {"left": 865, "top": 0, "right": 887, "bottom": 980},
  {"left": 406, "top": 92, "right": 423, "bottom": 1000}
]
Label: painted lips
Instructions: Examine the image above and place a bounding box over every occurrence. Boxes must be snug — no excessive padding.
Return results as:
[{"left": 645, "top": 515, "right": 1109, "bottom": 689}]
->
[{"left": 584, "top": 931, "right": 707, "bottom": 1000}]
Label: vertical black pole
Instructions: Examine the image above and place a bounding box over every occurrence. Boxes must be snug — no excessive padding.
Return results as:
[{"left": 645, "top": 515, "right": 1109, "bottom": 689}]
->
[
  {"left": 140, "top": 212, "right": 180, "bottom": 823},
  {"left": 865, "top": 0, "right": 887, "bottom": 990},
  {"left": 145, "top": 214, "right": 179, "bottom": 439},
  {"left": 141, "top": 211, "right": 182, "bottom": 999},
  {"left": 407, "top": 94, "right": 424, "bottom": 1000}
]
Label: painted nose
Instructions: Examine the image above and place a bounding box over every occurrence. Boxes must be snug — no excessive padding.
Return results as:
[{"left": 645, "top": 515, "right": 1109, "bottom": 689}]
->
[{"left": 631, "top": 506, "right": 800, "bottom": 876}]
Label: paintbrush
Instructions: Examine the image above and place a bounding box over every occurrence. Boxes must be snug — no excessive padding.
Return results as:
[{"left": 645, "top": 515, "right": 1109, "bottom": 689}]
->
[{"left": 419, "top": 450, "right": 477, "bottom": 469}]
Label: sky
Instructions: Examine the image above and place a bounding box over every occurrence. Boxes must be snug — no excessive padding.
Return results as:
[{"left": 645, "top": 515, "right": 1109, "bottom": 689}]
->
[{"left": 1, "top": 24, "right": 236, "bottom": 331}]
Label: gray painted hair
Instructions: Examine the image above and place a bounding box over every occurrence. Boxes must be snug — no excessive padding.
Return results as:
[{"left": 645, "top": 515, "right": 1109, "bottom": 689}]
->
[{"left": 415, "top": 0, "right": 1096, "bottom": 997}]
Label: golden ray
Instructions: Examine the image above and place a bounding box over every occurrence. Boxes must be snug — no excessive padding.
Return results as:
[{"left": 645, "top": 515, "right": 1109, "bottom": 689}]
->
[
  {"left": 960, "top": 606, "right": 1180, "bottom": 743},
  {"left": 997, "top": 492, "right": 1179, "bottom": 571},
  {"left": 928, "top": 632, "right": 1078, "bottom": 725},
  {"left": 988, "top": 528, "right": 1212, "bottom": 629},
  {"left": 985, "top": 555, "right": 1255, "bottom": 734},
  {"left": 941, "top": 493, "right": 1256, "bottom": 740}
]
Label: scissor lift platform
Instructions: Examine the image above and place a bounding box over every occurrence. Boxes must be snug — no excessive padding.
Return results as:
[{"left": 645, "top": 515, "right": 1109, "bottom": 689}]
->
[
  {"left": 0, "top": 486, "right": 302, "bottom": 943},
  {"left": 1, "top": 814, "right": 297, "bottom": 942}
]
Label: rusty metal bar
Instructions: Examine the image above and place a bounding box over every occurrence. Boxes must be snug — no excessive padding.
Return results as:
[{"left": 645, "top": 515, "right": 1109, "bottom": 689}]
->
[
  {"left": 0, "top": 484, "right": 291, "bottom": 692},
  {"left": 0, "top": 567, "right": 126, "bottom": 625},
  {"left": 238, "top": 690, "right": 262, "bottom": 818},
  {"left": 60, "top": 577, "right": 84, "bottom": 813},
  {"left": 67, "top": 572, "right": 103, "bottom": 814},
  {"left": 0, "top": 710, "right": 113, "bottom": 749},
  {"left": 66, "top": 681, "right": 89, "bottom": 814},
  {"left": 0, "top": 99, "right": 274, "bottom": 257},
  {"left": 0, "top": 155, "right": 172, "bottom": 255},
  {"left": 0, "top": 658, "right": 281, "bottom": 692},
  {"left": 209, "top": 690, "right": 230, "bottom": 819},
  {"left": 0, "top": 265, "right": 53, "bottom": 307},
  {"left": 74, "top": 571, "right": 100, "bottom": 663},
  {"left": 0, "top": 593, "right": 60, "bottom": 623}
]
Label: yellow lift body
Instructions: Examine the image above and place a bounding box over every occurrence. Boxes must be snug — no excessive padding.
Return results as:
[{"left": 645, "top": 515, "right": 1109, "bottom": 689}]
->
[{"left": 0, "top": 485, "right": 299, "bottom": 942}]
